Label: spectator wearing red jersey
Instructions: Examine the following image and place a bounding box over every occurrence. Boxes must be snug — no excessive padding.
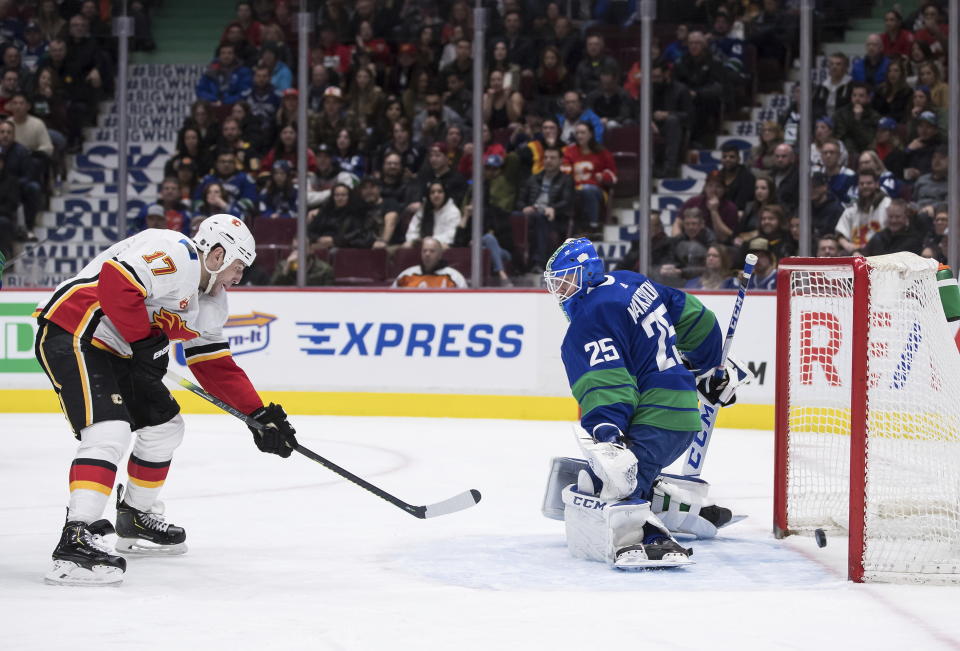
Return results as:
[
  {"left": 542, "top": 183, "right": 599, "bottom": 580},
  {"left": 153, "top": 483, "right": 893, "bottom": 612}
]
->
[
  {"left": 313, "top": 24, "right": 351, "bottom": 76},
  {"left": 458, "top": 122, "right": 505, "bottom": 178},
  {"left": 261, "top": 124, "right": 318, "bottom": 176},
  {"left": 227, "top": 2, "right": 262, "bottom": 48},
  {"left": 913, "top": 3, "right": 948, "bottom": 60},
  {"left": 561, "top": 121, "right": 617, "bottom": 231},
  {"left": 881, "top": 10, "right": 913, "bottom": 58}
]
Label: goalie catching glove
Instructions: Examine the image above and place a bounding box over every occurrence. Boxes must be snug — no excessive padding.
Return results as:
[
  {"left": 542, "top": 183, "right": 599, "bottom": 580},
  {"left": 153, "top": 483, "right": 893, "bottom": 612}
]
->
[
  {"left": 695, "top": 355, "right": 753, "bottom": 407},
  {"left": 248, "top": 403, "right": 298, "bottom": 458}
]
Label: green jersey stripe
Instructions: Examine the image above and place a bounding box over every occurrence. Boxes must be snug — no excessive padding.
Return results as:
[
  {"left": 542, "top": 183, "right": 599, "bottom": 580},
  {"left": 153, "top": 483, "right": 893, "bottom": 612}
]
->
[
  {"left": 675, "top": 294, "right": 717, "bottom": 352},
  {"left": 631, "top": 407, "right": 701, "bottom": 431},
  {"left": 571, "top": 367, "right": 638, "bottom": 401},
  {"left": 636, "top": 387, "right": 700, "bottom": 410},
  {"left": 579, "top": 386, "right": 640, "bottom": 415}
]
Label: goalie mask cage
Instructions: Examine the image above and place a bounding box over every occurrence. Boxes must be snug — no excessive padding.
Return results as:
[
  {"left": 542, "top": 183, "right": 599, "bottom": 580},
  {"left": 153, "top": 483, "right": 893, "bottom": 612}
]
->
[{"left": 774, "top": 253, "right": 960, "bottom": 583}]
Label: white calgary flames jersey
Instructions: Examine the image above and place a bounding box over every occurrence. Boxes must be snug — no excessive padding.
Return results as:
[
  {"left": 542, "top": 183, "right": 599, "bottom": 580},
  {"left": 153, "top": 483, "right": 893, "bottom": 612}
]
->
[{"left": 36, "top": 229, "right": 229, "bottom": 359}]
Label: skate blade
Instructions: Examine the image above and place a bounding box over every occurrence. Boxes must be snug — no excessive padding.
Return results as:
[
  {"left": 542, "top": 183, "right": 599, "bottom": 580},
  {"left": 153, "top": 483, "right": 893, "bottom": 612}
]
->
[
  {"left": 115, "top": 537, "right": 187, "bottom": 556},
  {"left": 44, "top": 561, "right": 124, "bottom": 586},
  {"left": 719, "top": 515, "right": 748, "bottom": 529},
  {"left": 614, "top": 550, "right": 694, "bottom": 570}
]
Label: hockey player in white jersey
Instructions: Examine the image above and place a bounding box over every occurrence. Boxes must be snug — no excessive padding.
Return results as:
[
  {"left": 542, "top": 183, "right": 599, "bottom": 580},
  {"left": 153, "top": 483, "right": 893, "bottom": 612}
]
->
[{"left": 34, "top": 215, "right": 298, "bottom": 586}]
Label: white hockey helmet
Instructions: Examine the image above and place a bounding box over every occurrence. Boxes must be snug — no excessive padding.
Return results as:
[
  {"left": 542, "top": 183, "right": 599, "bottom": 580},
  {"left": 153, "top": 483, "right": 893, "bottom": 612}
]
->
[{"left": 193, "top": 214, "right": 256, "bottom": 294}]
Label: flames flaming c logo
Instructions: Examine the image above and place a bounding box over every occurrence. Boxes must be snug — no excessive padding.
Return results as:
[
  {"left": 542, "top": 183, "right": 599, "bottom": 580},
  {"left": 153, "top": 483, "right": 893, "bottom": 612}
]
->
[{"left": 151, "top": 307, "right": 200, "bottom": 341}]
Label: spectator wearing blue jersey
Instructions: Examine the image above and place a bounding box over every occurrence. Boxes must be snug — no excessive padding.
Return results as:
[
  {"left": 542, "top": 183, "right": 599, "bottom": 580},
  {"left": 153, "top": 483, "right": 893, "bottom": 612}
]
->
[
  {"left": 660, "top": 24, "right": 688, "bottom": 65},
  {"left": 195, "top": 150, "right": 258, "bottom": 219},
  {"left": 259, "top": 43, "right": 291, "bottom": 91},
  {"left": 851, "top": 34, "right": 890, "bottom": 90},
  {"left": 240, "top": 66, "right": 281, "bottom": 144},
  {"left": 724, "top": 237, "right": 777, "bottom": 290},
  {"left": 0, "top": 2, "right": 22, "bottom": 44},
  {"left": 557, "top": 89, "right": 604, "bottom": 145},
  {"left": 850, "top": 150, "right": 902, "bottom": 203},
  {"left": 710, "top": 11, "right": 745, "bottom": 79},
  {"left": 196, "top": 43, "right": 253, "bottom": 106},
  {"left": 332, "top": 128, "right": 366, "bottom": 178},
  {"left": 814, "top": 139, "right": 857, "bottom": 201},
  {"left": 21, "top": 22, "right": 49, "bottom": 72},
  {"left": 259, "top": 160, "right": 297, "bottom": 219},
  {"left": 192, "top": 182, "right": 243, "bottom": 235}
]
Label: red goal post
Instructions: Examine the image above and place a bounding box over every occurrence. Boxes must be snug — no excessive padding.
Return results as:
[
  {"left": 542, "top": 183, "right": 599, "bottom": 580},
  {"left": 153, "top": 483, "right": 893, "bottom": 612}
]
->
[{"left": 773, "top": 253, "right": 960, "bottom": 584}]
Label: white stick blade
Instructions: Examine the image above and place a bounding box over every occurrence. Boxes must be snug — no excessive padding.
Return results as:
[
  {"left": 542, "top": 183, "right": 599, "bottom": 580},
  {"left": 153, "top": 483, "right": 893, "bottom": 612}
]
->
[{"left": 423, "top": 489, "right": 482, "bottom": 518}]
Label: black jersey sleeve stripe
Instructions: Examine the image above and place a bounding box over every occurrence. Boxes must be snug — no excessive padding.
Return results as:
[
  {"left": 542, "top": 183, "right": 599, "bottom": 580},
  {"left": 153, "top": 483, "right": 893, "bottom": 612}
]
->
[
  {"left": 183, "top": 341, "right": 230, "bottom": 358},
  {"left": 115, "top": 258, "right": 147, "bottom": 291}
]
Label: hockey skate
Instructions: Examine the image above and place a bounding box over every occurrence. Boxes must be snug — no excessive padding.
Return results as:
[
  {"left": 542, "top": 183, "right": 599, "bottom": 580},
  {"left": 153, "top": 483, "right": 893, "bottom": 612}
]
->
[
  {"left": 114, "top": 486, "right": 187, "bottom": 556},
  {"left": 45, "top": 518, "right": 126, "bottom": 586},
  {"left": 613, "top": 525, "right": 694, "bottom": 570}
]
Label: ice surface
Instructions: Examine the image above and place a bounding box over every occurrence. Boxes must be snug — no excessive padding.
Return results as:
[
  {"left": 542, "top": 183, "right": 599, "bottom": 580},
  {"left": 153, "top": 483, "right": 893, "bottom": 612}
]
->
[{"left": 2, "top": 414, "right": 959, "bottom": 650}]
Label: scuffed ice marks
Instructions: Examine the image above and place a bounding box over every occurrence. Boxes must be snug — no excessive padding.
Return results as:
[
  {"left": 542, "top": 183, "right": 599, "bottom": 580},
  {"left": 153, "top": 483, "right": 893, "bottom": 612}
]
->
[{"left": 384, "top": 535, "right": 839, "bottom": 591}]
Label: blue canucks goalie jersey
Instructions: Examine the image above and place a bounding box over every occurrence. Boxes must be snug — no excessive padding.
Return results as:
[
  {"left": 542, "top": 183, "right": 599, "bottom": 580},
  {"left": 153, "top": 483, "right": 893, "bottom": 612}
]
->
[{"left": 561, "top": 270, "right": 723, "bottom": 434}]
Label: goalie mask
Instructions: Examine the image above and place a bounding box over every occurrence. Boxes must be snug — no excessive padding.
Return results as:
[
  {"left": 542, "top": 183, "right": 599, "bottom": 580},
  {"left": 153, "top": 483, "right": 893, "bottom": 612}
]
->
[
  {"left": 193, "top": 214, "right": 256, "bottom": 295},
  {"left": 544, "top": 238, "right": 605, "bottom": 320}
]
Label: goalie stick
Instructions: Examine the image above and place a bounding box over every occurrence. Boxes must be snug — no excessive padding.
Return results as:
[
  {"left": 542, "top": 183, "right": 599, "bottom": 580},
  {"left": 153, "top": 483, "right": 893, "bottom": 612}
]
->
[
  {"left": 163, "top": 369, "right": 481, "bottom": 519},
  {"left": 681, "top": 253, "right": 757, "bottom": 476}
]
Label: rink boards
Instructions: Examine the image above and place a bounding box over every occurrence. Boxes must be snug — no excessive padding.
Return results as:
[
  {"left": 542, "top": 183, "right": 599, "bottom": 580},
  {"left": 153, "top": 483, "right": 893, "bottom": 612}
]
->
[{"left": 0, "top": 289, "right": 776, "bottom": 428}]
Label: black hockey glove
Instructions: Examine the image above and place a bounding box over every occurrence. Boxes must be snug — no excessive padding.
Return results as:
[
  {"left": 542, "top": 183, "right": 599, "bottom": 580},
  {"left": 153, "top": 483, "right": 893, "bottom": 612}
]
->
[
  {"left": 696, "top": 370, "right": 737, "bottom": 407},
  {"left": 249, "top": 403, "right": 298, "bottom": 458},
  {"left": 129, "top": 331, "right": 171, "bottom": 385}
]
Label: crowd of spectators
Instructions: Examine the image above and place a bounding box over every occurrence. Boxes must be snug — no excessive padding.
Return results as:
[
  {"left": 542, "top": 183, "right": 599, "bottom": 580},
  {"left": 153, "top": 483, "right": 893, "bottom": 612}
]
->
[
  {"left": 0, "top": 0, "right": 123, "bottom": 262},
  {"left": 137, "top": 0, "right": 811, "bottom": 286},
  {"left": 636, "top": 2, "right": 955, "bottom": 292},
  {"left": 113, "top": 0, "right": 954, "bottom": 290}
]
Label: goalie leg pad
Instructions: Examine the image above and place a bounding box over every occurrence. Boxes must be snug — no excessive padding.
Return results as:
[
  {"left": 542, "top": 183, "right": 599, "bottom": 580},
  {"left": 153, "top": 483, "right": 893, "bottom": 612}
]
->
[
  {"left": 561, "top": 481, "right": 610, "bottom": 563},
  {"left": 653, "top": 473, "right": 736, "bottom": 538},
  {"left": 542, "top": 457, "right": 590, "bottom": 521},
  {"left": 652, "top": 474, "right": 718, "bottom": 539}
]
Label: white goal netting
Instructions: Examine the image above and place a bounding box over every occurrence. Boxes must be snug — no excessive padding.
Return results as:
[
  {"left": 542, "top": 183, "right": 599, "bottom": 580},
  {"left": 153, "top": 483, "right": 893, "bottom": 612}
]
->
[{"left": 782, "top": 253, "right": 960, "bottom": 582}]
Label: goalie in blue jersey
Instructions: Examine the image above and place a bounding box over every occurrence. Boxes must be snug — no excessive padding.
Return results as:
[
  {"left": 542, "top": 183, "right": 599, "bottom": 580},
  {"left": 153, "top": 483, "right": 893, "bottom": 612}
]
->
[{"left": 541, "top": 238, "right": 749, "bottom": 569}]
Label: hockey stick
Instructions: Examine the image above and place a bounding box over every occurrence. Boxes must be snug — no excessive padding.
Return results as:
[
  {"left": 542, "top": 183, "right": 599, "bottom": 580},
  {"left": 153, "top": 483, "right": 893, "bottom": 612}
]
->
[
  {"left": 163, "top": 369, "right": 481, "bottom": 519},
  {"left": 681, "top": 253, "right": 757, "bottom": 476}
]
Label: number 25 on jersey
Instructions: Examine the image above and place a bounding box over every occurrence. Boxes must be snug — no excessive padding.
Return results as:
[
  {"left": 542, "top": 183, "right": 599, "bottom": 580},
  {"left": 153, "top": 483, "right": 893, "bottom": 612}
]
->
[
  {"left": 585, "top": 338, "right": 620, "bottom": 367},
  {"left": 641, "top": 304, "right": 682, "bottom": 371}
]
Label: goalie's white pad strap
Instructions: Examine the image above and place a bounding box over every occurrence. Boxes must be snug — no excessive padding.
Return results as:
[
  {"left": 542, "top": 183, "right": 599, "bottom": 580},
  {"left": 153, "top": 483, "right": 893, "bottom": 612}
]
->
[
  {"left": 697, "top": 354, "right": 754, "bottom": 406},
  {"left": 652, "top": 474, "right": 718, "bottom": 539},
  {"left": 574, "top": 425, "right": 637, "bottom": 501}
]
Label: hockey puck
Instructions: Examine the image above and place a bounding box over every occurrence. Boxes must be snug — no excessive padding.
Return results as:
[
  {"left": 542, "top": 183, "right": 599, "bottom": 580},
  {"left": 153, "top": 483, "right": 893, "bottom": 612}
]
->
[{"left": 814, "top": 528, "right": 827, "bottom": 548}]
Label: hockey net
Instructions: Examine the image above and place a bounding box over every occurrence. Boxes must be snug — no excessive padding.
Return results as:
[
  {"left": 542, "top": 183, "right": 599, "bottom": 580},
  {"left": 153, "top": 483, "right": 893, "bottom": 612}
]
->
[{"left": 774, "top": 253, "right": 960, "bottom": 583}]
